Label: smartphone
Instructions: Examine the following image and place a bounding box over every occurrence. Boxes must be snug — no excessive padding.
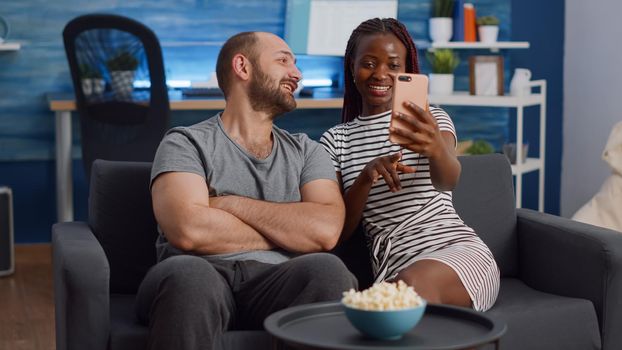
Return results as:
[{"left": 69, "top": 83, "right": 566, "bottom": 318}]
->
[{"left": 389, "top": 73, "right": 429, "bottom": 144}]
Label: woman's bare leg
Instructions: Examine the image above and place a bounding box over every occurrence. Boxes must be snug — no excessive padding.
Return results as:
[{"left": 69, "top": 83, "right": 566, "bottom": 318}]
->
[{"left": 393, "top": 259, "right": 471, "bottom": 308}]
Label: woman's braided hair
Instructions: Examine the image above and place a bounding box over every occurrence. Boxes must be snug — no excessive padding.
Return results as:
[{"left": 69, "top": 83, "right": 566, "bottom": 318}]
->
[{"left": 342, "top": 18, "right": 420, "bottom": 123}]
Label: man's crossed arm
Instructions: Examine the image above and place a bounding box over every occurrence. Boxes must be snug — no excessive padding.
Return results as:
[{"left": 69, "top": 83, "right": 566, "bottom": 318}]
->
[{"left": 151, "top": 172, "right": 345, "bottom": 255}]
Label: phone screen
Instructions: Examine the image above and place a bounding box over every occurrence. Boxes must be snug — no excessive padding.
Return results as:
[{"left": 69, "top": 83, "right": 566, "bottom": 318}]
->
[{"left": 390, "top": 73, "right": 429, "bottom": 144}]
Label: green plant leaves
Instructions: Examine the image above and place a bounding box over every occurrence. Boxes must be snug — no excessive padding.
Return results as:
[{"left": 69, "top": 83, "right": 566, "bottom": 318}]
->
[{"left": 426, "top": 49, "right": 460, "bottom": 74}]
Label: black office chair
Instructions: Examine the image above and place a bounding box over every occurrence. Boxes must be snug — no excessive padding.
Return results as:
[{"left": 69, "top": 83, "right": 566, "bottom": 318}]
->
[{"left": 63, "top": 14, "right": 169, "bottom": 183}]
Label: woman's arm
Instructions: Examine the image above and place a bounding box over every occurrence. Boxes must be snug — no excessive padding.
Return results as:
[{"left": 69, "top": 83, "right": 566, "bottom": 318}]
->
[{"left": 339, "top": 152, "right": 416, "bottom": 242}]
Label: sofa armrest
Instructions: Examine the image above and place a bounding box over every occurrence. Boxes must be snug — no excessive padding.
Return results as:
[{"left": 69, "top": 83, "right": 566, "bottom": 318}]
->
[
  {"left": 52, "top": 222, "right": 110, "bottom": 350},
  {"left": 517, "top": 208, "right": 622, "bottom": 349}
]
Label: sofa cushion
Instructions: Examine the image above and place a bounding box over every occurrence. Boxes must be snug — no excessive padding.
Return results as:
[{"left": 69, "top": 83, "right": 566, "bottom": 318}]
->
[
  {"left": 89, "top": 160, "right": 159, "bottom": 294},
  {"left": 454, "top": 154, "right": 518, "bottom": 277},
  {"left": 110, "top": 295, "right": 148, "bottom": 350},
  {"left": 487, "top": 278, "right": 601, "bottom": 350}
]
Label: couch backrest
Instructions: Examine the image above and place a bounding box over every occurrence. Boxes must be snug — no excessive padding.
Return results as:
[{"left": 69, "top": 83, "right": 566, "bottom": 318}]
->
[
  {"left": 453, "top": 154, "right": 518, "bottom": 277},
  {"left": 89, "top": 159, "right": 158, "bottom": 294},
  {"left": 88, "top": 154, "right": 518, "bottom": 294}
]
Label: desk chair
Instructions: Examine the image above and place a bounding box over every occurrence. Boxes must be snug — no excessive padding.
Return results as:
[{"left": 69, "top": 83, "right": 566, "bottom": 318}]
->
[{"left": 63, "top": 14, "right": 169, "bottom": 183}]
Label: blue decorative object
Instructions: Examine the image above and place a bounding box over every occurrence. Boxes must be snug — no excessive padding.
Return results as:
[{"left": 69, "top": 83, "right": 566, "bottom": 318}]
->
[
  {"left": 342, "top": 300, "right": 427, "bottom": 340},
  {"left": 0, "top": 16, "right": 9, "bottom": 43}
]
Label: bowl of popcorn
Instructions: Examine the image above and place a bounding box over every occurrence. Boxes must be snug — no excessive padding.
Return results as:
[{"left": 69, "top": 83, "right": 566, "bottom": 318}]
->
[{"left": 341, "top": 280, "right": 426, "bottom": 340}]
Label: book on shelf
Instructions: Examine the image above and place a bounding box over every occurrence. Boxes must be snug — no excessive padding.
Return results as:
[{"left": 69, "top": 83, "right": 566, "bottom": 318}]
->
[
  {"left": 464, "top": 3, "right": 477, "bottom": 42},
  {"left": 453, "top": 0, "right": 465, "bottom": 41}
]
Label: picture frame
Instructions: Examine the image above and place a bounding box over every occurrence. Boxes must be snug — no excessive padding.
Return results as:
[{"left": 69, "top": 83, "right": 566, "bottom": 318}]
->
[{"left": 469, "top": 56, "right": 504, "bottom": 96}]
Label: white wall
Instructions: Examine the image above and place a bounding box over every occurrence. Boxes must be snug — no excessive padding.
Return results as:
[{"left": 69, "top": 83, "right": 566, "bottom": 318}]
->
[{"left": 562, "top": 0, "right": 622, "bottom": 217}]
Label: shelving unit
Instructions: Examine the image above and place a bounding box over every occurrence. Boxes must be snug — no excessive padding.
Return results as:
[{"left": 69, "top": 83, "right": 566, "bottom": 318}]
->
[
  {"left": 430, "top": 80, "right": 546, "bottom": 211},
  {"left": 0, "top": 42, "right": 21, "bottom": 51}
]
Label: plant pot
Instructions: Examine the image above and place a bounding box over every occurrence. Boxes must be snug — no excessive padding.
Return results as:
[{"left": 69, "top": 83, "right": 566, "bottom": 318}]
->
[
  {"left": 429, "top": 17, "right": 453, "bottom": 43},
  {"left": 110, "top": 70, "right": 135, "bottom": 99},
  {"left": 502, "top": 142, "right": 529, "bottom": 164},
  {"left": 81, "top": 79, "right": 93, "bottom": 96},
  {"left": 429, "top": 73, "right": 454, "bottom": 95},
  {"left": 82, "top": 78, "right": 106, "bottom": 96},
  {"left": 91, "top": 78, "right": 105, "bottom": 95},
  {"left": 478, "top": 25, "right": 499, "bottom": 43}
]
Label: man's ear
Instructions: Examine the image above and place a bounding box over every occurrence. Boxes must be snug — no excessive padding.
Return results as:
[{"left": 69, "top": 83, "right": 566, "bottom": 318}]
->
[{"left": 232, "top": 53, "right": 251, "bottom": 81}]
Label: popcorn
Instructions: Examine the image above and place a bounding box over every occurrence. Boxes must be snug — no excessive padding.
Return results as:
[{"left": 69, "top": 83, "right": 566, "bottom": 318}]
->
[{"left": 342, "top": 280, "right": 423, "bottom": 310}]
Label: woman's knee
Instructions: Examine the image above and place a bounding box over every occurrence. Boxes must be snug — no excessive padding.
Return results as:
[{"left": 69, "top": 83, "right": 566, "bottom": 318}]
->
[{"left": 394, "top": 260, "right": 466, "bottom": 306}]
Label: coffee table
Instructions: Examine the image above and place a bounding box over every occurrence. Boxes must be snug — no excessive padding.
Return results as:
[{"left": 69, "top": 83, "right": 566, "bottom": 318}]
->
[{"left": 264, "top": 301, "right": 506, "bottom": 350}]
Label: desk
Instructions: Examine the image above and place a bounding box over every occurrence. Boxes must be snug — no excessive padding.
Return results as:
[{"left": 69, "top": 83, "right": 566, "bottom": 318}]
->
[{"left": 48, "top": 93, "right": 343, "bottom": 222}]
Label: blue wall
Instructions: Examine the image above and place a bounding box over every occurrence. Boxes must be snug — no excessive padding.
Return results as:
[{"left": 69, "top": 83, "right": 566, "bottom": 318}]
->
[
  {"left": 510, "top": 0, "right": 564, "bottom": 214},
  {"left": 0, "top": 0, "right": 560, "bottom": 243}
]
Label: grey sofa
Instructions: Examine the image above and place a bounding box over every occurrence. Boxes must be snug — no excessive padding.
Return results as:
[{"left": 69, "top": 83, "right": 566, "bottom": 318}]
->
[{"left": 53, "top": 154, "right": 622, "bottom": 350}]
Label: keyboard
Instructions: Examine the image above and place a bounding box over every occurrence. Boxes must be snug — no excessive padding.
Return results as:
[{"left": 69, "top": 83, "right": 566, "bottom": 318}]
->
[{"left": 181, "top": 88, "right": 224, "bottom": 97}]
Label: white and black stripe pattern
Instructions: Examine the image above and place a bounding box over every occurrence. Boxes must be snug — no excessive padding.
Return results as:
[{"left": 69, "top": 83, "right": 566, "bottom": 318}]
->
[{"left": 320, "top": 108, "right": 500, "bottom": 311}]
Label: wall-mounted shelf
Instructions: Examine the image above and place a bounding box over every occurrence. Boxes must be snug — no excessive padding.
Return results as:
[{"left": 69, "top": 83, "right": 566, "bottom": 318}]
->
[
  {"left": 429, "top": 90, "right": 543, "bottom": 107},
  {"left": 0, "top": 42, "right": 21, "bottom": 51},
  {"left": 417, "top": 41, "right": 529, "bottom": 52}
]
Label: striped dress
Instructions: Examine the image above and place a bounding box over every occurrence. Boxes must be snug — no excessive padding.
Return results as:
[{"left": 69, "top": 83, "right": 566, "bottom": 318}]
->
[{"left": 320, "top": 108, "right": 500, "bottom": 311}]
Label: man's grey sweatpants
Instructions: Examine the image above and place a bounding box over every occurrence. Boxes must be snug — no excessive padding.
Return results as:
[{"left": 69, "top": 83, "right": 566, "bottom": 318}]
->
[{"left": 135, "top": 253, "right": 358, "bottom": 350}]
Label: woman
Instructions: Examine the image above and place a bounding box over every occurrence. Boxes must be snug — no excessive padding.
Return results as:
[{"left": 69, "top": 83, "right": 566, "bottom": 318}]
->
[{"left": 320, "top": 18, "right": 499, "bottom": 311}]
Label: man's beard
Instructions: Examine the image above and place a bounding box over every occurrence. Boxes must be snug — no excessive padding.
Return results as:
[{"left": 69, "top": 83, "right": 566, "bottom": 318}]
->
[{"left": 248, "top": 65, "right": 297, "bottom": 117}]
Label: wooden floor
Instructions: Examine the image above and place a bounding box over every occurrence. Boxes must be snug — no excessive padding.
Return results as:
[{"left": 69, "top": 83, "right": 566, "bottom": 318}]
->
[{"left": 0, "top": 244, "right": 55, "bottom": 350}]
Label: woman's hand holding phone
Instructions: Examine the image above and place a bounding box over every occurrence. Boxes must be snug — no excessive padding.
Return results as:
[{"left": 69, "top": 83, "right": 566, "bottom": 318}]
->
[
  {"left": 389, "top": 103, "right": 447, "bottom": 160},
  {"left": 387, "top": 73, "right": 445, "bottom": 159},
  {"left": 389, "top": 73, "right": 429, "bottom": 145}
]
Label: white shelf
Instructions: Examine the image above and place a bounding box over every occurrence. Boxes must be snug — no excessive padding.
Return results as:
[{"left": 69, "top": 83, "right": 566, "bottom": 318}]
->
[
  {"left": 511, "top": 158, "right": 542, "bottom": 175},
  {"left": 0, "top": 42, "right": 21, "bottom": 51},
  {"left": 431, "top": 41, "right": 529, "bottom": 50},
  {"left": 430, "top": 91, "right": 544, "bottom": 107}
]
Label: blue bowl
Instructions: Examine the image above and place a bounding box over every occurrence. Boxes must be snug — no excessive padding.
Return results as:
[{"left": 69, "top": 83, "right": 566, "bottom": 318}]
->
[{"left": 342, "top": 300, "right": 427, "bottom": 340}]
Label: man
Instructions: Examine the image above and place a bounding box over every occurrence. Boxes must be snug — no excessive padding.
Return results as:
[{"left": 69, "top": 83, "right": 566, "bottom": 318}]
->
[{"left": 135, "top": 31, "right": 357, "bottom": 350}]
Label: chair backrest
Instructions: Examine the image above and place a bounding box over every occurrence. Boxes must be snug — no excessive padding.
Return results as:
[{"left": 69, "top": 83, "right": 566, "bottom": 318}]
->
[
  {"left": 453, "top": 154, "right": 518, "bottom": 277},
  {"left": 89, "top": 159, "right": 158, "bottom": 294},
  {"left": 63, "top": 14, "right": 169, "bottom": 183}
]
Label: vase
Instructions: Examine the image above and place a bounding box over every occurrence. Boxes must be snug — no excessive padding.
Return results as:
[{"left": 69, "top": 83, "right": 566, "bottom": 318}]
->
[
  {"left": 429, "top": 73, "right": 454, "bottom": 95},
  {"left": 429, "top": 18, "right": 453, "bottom": 43},
  {"left": 510, "top": 68, "right": 532, "bottom": 96},
  {"left": 502, "top": 143, "right": 529, "bottom": 164}
]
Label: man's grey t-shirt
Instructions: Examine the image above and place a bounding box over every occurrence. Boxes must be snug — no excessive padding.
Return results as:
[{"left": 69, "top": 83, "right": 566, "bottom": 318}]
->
[{"left": 151, "top": 113, "right": 337, "bottom": 263}]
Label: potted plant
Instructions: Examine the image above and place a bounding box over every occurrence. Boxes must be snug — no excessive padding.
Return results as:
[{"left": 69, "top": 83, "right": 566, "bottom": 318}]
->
[
  {"left": 429, "top": 0, "right": 454, "bottom": 43},
  {"left": 426, "top": 49, "right": 459, "bottom": 95},
  {"left": 465, "top": 139, "right": 495, "bottom": 155},
  {"left": 106, "top": 49, "right": 139, "bottom": 98},
  {"left": 79, "top": 64, "right": 105, "bottom": 96},
  {"left": 476, "top": 15, "right": 500, "bottom": 43}
]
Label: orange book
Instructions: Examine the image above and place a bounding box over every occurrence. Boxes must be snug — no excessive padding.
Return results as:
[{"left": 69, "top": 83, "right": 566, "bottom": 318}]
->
[{"left": 464, "top": 3, "right": 477, "bottom": 42}]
